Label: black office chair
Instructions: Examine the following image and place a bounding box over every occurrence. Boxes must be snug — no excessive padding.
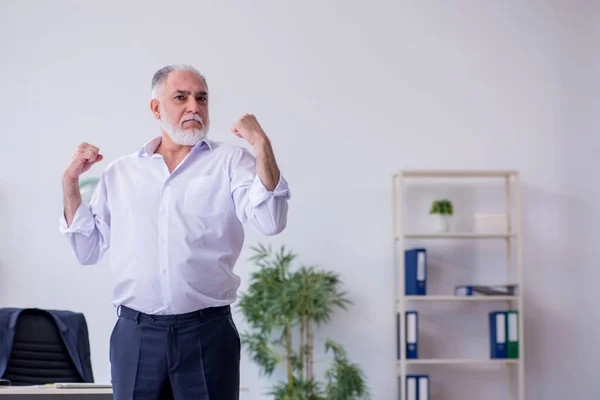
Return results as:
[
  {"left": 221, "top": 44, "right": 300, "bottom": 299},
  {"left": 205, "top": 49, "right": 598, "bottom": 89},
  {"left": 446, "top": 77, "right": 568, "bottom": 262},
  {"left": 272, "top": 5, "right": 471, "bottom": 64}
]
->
[{"left": 2, "top": 309, "right": 84, "bottom": 385}]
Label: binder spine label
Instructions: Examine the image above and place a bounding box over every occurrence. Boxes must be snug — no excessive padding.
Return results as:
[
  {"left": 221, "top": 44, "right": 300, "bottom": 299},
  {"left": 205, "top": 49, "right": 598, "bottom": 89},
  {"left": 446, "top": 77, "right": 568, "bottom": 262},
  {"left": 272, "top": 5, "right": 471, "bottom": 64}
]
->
[
  {"left": 496, "top": 313, "right": 506, "bottom": 344},
  {"left": 407, "top": 377, "right": 417, "bottom": 400},
  {"left": 417, "top": 252, "right": 425, "bottom": 280},
  {"left": 407, "top": 313, "right": 416, "bottom": 343},
  {"left": 419, "top": 376, "right": 429, "bottom": 400},
  {"left": 508, "top": 313, "right": 518, "bottom": 341}
]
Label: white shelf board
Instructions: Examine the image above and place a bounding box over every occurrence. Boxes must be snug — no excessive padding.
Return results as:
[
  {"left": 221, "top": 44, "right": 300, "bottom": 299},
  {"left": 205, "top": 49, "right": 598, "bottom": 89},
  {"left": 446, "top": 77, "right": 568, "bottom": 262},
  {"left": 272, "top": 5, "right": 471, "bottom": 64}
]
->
[
  {"left": 399, "top": 359, "right": 520, "bottom": 366},
  {"left": 400, "top": 295, "right": 519, "bottom": 302},
  {"left": 397, "top": 170, "right": 518, "bottom": 178},
  {"left": 402, "top": 232, "right": 516, "bottom": 239}
]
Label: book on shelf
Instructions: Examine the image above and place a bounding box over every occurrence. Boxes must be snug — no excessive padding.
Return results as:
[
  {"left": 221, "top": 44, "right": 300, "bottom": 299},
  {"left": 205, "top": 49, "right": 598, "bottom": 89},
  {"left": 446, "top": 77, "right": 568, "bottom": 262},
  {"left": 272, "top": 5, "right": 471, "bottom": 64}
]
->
[
  {"left": 455, "top": 284, "right": 518, "bottom": 297},
  {"left": 506, "top": 310, "right": 519, "bottom": 359},
  {"left": 404, "top": 375, "right": 429, "bottom": 400},
  {"left": 405, "top": 248, "right": 427, "bottom": 295},
  {"left": 489, "top": 310, "right": 519, "bottom": 359},
  {"left": 489, "top": 311, "right": 507, "bottom": 358},
  {"left": 397, "top": 311, "right": 419, "bottom": 359}
]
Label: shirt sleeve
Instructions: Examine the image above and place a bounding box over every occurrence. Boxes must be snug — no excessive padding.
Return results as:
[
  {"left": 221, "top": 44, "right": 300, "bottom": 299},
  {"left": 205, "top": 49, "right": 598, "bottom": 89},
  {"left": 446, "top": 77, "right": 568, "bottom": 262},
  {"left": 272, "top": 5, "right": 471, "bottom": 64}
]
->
[
  {"left": 230, "top": 147, "right": 290, "bottom": 236},
  {"left": 58, "top": 172, "right": 111, "bottom": 265}
]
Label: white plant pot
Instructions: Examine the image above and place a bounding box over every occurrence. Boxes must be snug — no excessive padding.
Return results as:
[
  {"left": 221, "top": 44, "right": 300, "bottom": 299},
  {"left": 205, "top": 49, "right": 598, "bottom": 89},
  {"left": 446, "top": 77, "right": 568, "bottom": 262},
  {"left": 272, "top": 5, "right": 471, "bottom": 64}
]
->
[{"left": 433, "top": 214, "right": 451, "bottom": 232}]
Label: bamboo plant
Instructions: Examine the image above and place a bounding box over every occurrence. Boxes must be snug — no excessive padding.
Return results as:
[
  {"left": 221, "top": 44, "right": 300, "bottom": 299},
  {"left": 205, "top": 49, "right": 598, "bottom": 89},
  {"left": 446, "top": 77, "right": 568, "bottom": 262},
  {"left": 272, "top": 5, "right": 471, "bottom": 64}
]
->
[{"left": 237, "top": 244, "right": 370, "bottom": 400}]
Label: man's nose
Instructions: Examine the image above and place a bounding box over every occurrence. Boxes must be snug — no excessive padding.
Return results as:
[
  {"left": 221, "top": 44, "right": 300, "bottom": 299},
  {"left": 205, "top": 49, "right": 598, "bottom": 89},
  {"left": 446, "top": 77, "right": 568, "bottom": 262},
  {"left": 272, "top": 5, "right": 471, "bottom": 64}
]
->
[{"left": 186, "top": 99, "right": 200, "bottom": 113}]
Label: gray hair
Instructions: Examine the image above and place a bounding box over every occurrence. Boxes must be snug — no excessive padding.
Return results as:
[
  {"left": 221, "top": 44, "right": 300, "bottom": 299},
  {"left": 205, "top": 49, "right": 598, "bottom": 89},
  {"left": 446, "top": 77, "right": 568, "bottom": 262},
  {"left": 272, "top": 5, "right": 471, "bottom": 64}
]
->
[{"left": 151, "top": 64, "right": 207, "bottom": 100}]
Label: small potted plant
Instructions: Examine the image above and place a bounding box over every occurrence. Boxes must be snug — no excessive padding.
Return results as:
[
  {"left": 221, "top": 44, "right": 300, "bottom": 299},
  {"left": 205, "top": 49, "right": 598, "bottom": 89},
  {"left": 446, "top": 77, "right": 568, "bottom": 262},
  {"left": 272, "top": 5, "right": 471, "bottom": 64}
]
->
[{"left": 429, "top": 198, "right": 453, "bottom": 232}]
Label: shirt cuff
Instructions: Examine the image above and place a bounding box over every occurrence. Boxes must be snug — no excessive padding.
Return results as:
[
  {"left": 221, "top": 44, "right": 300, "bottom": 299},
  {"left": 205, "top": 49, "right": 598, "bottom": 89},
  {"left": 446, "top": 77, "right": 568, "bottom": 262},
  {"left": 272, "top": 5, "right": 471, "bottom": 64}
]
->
[
  {"left": 58, "top": 202, "right": 96, "bottom": 237},
  {"left": 248, "top": 174, "right": 291, "bottom": 207}
]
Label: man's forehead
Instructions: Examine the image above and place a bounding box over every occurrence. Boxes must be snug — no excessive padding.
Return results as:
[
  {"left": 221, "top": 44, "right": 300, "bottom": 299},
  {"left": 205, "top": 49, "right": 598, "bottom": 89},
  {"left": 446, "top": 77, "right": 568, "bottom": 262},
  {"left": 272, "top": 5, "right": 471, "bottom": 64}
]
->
[{"left": 166, "top": 71, "right": 207, "bottom": 91}]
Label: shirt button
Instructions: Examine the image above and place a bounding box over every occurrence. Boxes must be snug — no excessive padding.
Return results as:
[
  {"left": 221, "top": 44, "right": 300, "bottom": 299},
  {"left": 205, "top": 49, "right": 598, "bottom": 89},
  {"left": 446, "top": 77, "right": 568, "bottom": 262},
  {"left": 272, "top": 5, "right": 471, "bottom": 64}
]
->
[
  {"left": 161, "top": 270, "right": 167, "bottom": 275},
  {"left": 161, "top": 208, "right": 167, "bottom": 214},
  {"left": 160, "top": 237, "right": 166, "bottom": 243}
]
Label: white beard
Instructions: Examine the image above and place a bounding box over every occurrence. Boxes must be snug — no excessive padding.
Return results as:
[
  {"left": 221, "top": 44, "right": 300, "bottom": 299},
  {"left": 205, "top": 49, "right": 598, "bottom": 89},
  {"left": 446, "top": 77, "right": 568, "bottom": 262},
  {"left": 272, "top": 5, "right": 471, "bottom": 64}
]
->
[{"left": 160, "top": 107, "right": 209, "bottom": 146}]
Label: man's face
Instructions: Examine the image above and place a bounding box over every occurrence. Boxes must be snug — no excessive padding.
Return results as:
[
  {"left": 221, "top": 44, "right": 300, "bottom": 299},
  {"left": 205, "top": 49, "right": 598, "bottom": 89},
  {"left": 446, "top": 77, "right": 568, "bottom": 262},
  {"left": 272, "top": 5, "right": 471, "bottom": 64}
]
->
[{"left": 157, "top": 70, "right": 210, "bottom": 146}]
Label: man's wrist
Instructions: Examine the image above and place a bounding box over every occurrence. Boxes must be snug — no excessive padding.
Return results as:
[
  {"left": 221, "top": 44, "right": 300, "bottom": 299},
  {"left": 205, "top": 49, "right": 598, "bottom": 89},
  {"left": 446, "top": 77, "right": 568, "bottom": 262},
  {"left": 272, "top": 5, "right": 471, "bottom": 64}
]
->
[
  {"left": 62, "top": 174, "right": 79, "bottom": 187},
  {"left": 251, "top": 132, "right": 269, "bottom": 149}
]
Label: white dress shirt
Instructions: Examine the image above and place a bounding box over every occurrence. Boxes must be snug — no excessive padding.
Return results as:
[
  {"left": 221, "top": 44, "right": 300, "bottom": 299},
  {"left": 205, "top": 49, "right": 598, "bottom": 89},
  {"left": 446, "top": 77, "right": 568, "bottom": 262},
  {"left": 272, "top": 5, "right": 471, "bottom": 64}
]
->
[{"left": 59, "top": 137, "right": 290, "bottom": 315}]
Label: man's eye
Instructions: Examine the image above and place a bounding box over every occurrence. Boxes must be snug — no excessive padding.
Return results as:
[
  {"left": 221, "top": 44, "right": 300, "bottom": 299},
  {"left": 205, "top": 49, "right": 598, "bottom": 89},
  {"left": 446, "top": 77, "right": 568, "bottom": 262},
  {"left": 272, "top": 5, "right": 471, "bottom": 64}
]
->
[
  {"left": 175, "top": 95, "right": 185, "bottom": 100},
  {"left": 197, "top": 96, "right": 207, "bottom": 103}
]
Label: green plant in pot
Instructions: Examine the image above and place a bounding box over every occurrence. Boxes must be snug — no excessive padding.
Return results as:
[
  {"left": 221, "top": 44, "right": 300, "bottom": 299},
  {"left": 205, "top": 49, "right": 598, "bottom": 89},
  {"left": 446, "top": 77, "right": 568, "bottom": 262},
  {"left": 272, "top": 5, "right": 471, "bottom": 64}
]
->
[
  {"left": 238, "top": 244, "right": 370, "bottom": 400},
  {"left": 429, "top": 198, "right": 453, "bottom": 232}
]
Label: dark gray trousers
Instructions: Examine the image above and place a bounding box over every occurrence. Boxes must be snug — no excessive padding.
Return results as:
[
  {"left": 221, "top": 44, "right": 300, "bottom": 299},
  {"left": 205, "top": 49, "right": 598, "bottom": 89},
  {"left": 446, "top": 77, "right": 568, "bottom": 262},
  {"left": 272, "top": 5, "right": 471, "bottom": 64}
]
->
[{"left": 110, "top": 305, "right": 240, "bottom": 400}]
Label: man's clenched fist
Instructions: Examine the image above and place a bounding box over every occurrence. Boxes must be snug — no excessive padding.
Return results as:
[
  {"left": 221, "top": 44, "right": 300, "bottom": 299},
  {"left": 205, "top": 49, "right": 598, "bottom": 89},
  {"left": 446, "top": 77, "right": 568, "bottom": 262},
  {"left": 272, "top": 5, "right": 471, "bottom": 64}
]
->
[
  {"left": 231, "top": 113, "right": 267, "bottom": 146},
  {"left": 64, "top": 142, "right": 103, "bottom": 181}
]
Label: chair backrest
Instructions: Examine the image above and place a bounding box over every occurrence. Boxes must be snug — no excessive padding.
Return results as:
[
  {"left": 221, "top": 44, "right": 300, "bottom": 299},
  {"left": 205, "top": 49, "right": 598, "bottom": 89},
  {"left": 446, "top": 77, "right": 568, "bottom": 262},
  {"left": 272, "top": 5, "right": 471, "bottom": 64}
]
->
[{"left": 2, "top": 310, "right": 83, "bottom": 385}]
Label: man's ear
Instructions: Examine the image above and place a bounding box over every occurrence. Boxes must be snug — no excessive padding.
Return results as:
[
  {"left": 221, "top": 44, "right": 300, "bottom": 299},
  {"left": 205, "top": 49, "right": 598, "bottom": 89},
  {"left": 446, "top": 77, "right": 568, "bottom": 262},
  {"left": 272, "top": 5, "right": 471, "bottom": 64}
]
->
[{"left": 150, "top": 99, "right": 161, "bottom": 120}]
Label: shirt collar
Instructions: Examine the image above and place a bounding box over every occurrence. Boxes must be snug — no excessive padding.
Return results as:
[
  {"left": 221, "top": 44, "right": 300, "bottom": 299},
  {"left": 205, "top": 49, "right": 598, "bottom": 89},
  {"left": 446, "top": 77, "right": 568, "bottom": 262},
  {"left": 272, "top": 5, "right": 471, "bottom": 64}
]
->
[{"left": 138, "top": 136, "right": 213, "bottom": 157}]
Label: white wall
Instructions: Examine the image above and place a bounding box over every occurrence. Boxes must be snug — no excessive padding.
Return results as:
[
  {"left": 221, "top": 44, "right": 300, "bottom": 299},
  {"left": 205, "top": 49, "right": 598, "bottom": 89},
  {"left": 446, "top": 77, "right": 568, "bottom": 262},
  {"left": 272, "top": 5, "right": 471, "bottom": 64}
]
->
[
  {"left": 0, "top": 0, "right": 596, "bottom": 398},
  {"left": 553, "top": 2, "right": 600, "bottom": 398}
]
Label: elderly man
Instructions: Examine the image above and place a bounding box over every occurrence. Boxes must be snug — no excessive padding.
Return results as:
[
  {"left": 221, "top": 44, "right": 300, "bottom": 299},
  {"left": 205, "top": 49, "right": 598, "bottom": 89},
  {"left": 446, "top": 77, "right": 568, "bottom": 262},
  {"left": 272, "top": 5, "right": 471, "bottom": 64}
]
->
[{"left": 59, "top": 64, "right": 290, "bottom": 399}]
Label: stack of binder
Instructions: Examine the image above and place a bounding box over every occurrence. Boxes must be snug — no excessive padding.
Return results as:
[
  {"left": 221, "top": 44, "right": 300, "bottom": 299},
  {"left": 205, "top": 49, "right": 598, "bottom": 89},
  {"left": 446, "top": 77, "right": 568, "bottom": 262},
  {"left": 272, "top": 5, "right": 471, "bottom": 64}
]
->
[
  {"left": 489, "top": 310, "right": 519, "bottom": 359},
  {"left": 405, "top": 248, "right": 427, "bottom": 295},
  {"left": 454, "top": 284, "right": 518, "bottom": 297},
  {"left": 405, "top": 375, "right": 429, "bottom": 400}
]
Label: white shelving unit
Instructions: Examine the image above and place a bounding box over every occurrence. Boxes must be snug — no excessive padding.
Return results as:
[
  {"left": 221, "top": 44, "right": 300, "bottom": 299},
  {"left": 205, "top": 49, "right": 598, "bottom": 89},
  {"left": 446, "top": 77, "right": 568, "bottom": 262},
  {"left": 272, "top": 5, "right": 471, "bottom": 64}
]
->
[
  {"left": 392, "top": 170, "right": 524, "bottom": 400},
  {"left": 401, "top": 295, "right": 519, "bottom": 302},
  {"left": 403, "top": 359, "right": 520, "bottom": 366},
  {"left": 404, "top": 233, "right": 517, "bottom": 239}
]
